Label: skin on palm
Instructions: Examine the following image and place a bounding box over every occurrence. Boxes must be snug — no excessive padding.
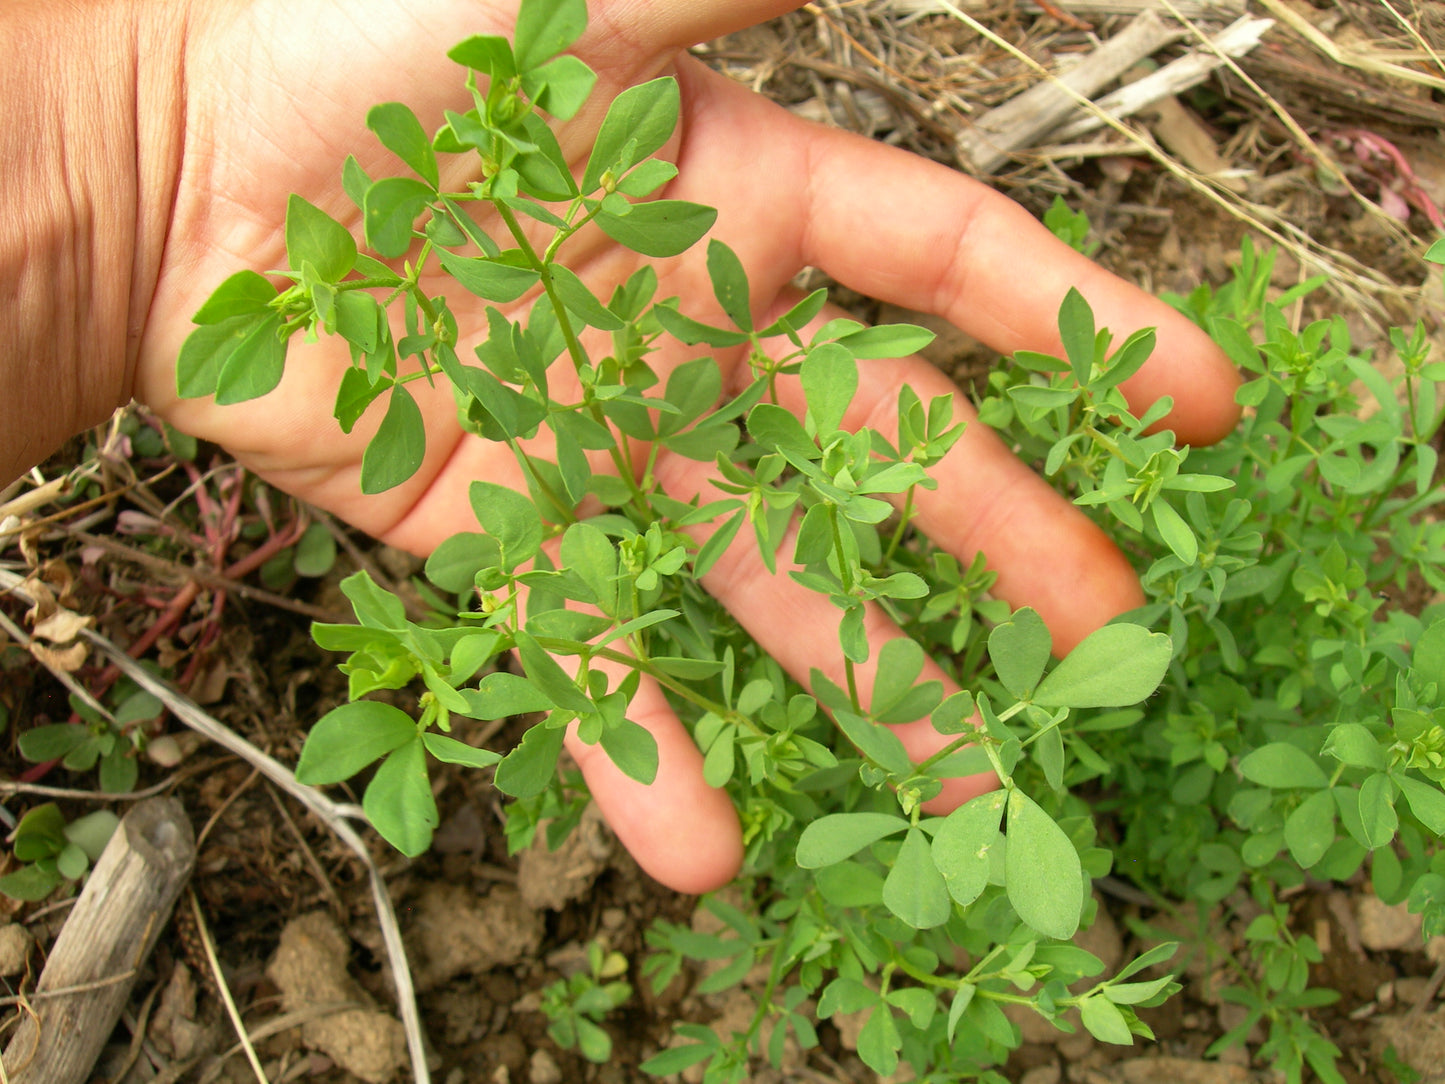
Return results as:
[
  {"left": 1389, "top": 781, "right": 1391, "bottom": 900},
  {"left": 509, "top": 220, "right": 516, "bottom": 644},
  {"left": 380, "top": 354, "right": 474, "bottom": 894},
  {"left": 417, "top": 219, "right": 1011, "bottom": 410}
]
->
[{"left": 120, "top": 0, "right": 1240, "bottom": 892}]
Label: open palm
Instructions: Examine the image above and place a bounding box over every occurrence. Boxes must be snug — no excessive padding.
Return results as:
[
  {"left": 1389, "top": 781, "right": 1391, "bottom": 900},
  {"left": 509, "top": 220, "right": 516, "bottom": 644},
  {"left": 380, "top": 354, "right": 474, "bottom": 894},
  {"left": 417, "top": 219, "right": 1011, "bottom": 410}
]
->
[{"left": 134, "top": 0, "right": 1240, "bottom": 891}]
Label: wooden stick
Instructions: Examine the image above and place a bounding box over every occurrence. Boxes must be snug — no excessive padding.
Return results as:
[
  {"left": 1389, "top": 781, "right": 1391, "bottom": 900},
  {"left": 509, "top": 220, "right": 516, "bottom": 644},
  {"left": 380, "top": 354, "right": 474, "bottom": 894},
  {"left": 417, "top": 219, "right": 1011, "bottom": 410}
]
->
[
  {"left": 1050, "top": 15, "right": 1273, "bottom": 141},
  {"left": 888, "top": 0, "right": 1245, "bottom": 20},
  {"left": 956, "top": 10, "right": 1184, "bottom": 174},
  {"left": 1, "top": 797, "right": 196, "bottom": 1084}
]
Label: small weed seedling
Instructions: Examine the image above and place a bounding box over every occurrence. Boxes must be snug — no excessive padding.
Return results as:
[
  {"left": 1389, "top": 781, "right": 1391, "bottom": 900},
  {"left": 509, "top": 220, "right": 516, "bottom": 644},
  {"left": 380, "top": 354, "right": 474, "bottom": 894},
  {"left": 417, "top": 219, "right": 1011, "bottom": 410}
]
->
[
  {"left": 172, "top": 1, "right": 1445, "bottom": 1078},
  {"left": 0, "top": 803, "right": 119, "bottom": 902},
  {"left": 538, "top": 939, "right": 633, "bottom": 1063}
]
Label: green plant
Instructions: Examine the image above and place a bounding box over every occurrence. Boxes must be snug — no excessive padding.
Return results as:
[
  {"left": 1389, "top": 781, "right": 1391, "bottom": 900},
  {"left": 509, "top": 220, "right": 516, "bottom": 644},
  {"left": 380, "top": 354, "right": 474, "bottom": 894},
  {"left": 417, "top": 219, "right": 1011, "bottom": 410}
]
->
[
  {"left": 0, "top": 803, "right": 119, "bottom": 901},
  {"left": 173, "top": 0, "right": 1445, "bottom": 1078},
  {"left": 18, "top": 687, "right": 161, "bottom": 795},
  {"left": 538, "top": 938, "right": 633, "bottom": 1063}
]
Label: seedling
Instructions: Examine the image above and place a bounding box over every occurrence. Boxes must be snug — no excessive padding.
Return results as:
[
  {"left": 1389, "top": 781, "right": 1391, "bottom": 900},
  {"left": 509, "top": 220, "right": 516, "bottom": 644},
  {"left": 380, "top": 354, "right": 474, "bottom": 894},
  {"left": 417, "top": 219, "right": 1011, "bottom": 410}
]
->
[{"left": 538, "top": 939, "right": 632, "bottom": 1063}]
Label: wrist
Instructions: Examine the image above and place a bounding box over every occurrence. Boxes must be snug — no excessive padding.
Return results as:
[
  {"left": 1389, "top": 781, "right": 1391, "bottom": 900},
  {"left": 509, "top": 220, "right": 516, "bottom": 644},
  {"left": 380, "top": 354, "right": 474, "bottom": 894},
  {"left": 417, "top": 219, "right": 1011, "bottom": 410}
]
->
[{"left": 0, "top": 2, "right": 185, "bottom": 483}]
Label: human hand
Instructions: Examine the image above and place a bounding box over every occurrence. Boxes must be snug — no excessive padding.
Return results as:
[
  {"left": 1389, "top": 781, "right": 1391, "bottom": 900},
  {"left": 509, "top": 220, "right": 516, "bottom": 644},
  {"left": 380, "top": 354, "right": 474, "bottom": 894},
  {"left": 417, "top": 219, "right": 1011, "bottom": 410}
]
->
[{"left": 130, "top": 0, "right": 1240, "bottom": 892}]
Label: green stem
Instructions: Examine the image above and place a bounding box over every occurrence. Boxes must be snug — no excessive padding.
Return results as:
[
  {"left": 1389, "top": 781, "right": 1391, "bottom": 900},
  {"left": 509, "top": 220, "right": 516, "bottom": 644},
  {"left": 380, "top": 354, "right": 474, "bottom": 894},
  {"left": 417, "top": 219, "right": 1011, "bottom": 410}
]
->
[
  {"left": 535, "top": 637, "right": 766, "bottom": 738},
  {"left": 496, "top": 200, "right": 651, "bottom": 511},
  {"left": 881, "top": 486, "right": 916, "bottom": 565},
  {"left": 503, "top": 435, "right": 576, "bottom": 525},
  {"left": 914, "top": 699, "right": 1025, "bottom": 777}
]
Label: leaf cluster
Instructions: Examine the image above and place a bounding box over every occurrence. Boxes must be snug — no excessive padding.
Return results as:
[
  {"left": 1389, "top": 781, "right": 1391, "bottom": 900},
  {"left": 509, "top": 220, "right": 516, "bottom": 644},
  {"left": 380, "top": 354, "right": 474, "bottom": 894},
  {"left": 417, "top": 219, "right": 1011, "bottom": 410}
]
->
[{"left": 164, "top": 3, "right": 1445, "bottom": 1079}]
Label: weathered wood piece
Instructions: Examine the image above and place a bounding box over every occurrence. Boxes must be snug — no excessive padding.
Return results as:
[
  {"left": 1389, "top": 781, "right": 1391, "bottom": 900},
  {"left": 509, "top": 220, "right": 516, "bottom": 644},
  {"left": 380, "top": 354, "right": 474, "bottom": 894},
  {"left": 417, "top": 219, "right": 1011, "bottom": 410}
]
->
[
  {"left": 1051, "top": 15, "right": 1274, "bottom": 141},
  {"left": 888, "top": 0, "right": 1246, "bottom": 20},
  {"left": 957, "top": 10, "right": 1184, "bottom": 174},
  {"left": 2, "top": 797, "right": 196, "bottom": 1084}
]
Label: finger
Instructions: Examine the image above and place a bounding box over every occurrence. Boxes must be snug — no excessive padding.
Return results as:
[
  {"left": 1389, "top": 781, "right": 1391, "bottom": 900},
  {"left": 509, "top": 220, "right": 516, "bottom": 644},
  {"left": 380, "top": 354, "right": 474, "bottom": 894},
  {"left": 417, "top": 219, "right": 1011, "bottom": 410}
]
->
[
  {"left": 671, "top": 58, "right": 1241, "bottom": 445},
  {"left": 755, "top": 303, "right": 1141, "bottom": 654},
  {"left": 652, "top": 449, "right": 995, "bottom": 813},
  {"left": 564, "top": 657, "right": 744, "bottom": 894},
  {"left": 622, "top": 1, "right": 810, "bottom": 50},
  {"left": 516, "top": 540, "right": 743, "bottom": 894}
]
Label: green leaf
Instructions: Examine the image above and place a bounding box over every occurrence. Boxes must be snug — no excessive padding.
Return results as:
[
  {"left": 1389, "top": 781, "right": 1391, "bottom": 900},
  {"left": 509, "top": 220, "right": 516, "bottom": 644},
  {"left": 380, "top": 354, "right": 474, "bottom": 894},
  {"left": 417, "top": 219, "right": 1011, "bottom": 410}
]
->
[
  {"left": 1239, "top": 742, "right": 1330, "bottom": 789},
  {"left": 294, "top": 523, "right": 337, "bottom": 577},
  {"left": 0, "top": 865, "right": 64, "bottom": 902},
  {"left": 515, "top": 630, "right": 594, "bottom": 713},
  {"left": 989, "top": 607, "right": 1052, "bottom": 699},
  {"left": 1395, "top": 774, "right": 1445, "bottom": 835},
  {"left": 1323, "top": 723, "right": 1388, "bottom": 771},
  {"left": 931, "top": 790, "right": 1005, "bottom": 907},
  {"left": 176, "top": 318, "right": 248, "bottom": 398},
  {"left": 702, "top": 725, "right": 735, "bottom": 788},
  {"left": 367, "top": 102, "right": 439, "bottom": 188},
  {"left": 595, "top": 200, "right": 716, "bottom": 258},
  {"left": 363, "top": 177, "right": 434, "bottom": 258},
  {"left": 521, "top": 54, "right": 597, "bottom": 122},
  {"left": 422, "top": 733, "right": 502, "bottom": 768},
  {"left": 64, "top": 810, "right": 120, "bottom": 861},
  {"left": 833, "top": 323, "right": 936, "bottom": 360},
  {"left": 18, "top": 724, "right": 92, "bottom": 763},
  {"left": 1415, "top": 619, "right": 1445, "bottom": 685},
  {"left": 191, "top": 270, "right": 279, "bottom": 325},
  {"left": 615, "top": 157, "right": 677, "bottom": 197},
  {"left": 583, "top": 77, "right": 680, "bottom": 193},
  {"left": 549, "top": 265, "right": 625, "bottom": 330},
  {"left": 796, "top": 812, "right": 908, "bottom": 867},
  {"left": 426, "top": 532, "right": 502, "bottom": 593},
  {"left": 559, "top": 522, "right": 618, "bottom": 609},
  {"left": 1034, "top": 624, "right": 1171, "bottom": 708},
  {"left": 56, "top": 842, "right": 89, "bottom": 881},
  {"left": 1097, "top": 327, "right": 1156, "bottom": 389},
  {"left": 835, "top": 710, "right": 913, "bottom": 777},
  {"left": 470, "top": 481, "right": 544, "bottom": 570},
  {"left": 1284, "top": 788, "right": 1337, "bottom": 868},
  {"left": 514, "top": 0, "right": 587, "bottom": 71},
  {"left": 819, "top": 977, "right": 880, "bottom": 1017},
  {"left": 1079, "top": 994, "right": 1134, "bottom": 1045},
  {"left": 1057, "top": 287, "right": 1096, "bottom": 384},
  {"left": 599, "top": 718, "right": 659, "bottom": 785},
  {"left": 706, "top": 240, "right": 752, "bottom": 332},
  {"left": 360, "top": 385, "right": 426, "bottom": 494},
  {"left": 883, "top": 828, "right": 951, "bottom": 929},
  {"left": 856, "top": 1006, "right": 901, "bottom": 1077},
  {"left": 1005, "top": 788, "right": 1082, "bottom": 939},
  {"left": 340, "top": 570, "right": 407, "bottom": 630},
  {"left": 639, "top": 1043, "right": 715, "bottom": 1076},
  {"left": 99, "top": 746, "right": 138, "bottom": 795},
  {"left": 285, "top": 195, "right": 357, "bottom": 282},
  {"left": 295, "top": 700, "right": 417, "bottom": 785},
  {"left": 652, "top": 303, "right": 749, "bottom": 348},
  {"left": 438, "top": 251, "right": 540, "bottom": 302},
  {"left": 215, "top": 313, "right": 288, "bottom": 405},
  {"left": 13, "top": 804, "right": 67, "bottom": 861},
  {"left": 870, "top": 639, "right": 943, "bottom": 724},
  {"left": 1105, "top": 974, "right": 1178, "bottom": 1005},
  {"left": 461, "top": 672, "right": 555, "bottom": 720},
  {"left": 334, "top": 366, "right": 387, "bottom": 433},
  {"left": 447, "top": 35, "right": 516, "bottom": 79},
  {"left": 364, "top": 736, "right": 437, "bottom": 856},
  {"left": 1358, "top": 772, "right": 1399, "bottom": 848},
  {"left": 494, "top": 722, "right": 566, "bottom": 798},
  {"left": 800, "top": 342, "right": 857, "bottom": 436},
  {"left": 1151, "top": 498, "right": 1198, "bottom": 565},
  {"left": 748, "top": 403, "right": 820, "bottom": 467}
]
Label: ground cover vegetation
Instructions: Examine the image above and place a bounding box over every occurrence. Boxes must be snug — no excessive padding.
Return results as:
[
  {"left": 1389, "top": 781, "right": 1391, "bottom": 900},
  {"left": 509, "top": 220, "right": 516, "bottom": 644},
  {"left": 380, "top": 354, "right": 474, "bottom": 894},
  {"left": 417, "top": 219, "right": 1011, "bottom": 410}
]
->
[{"left": 3, "top": 1, "right": 1444, "bottom": 1081}]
